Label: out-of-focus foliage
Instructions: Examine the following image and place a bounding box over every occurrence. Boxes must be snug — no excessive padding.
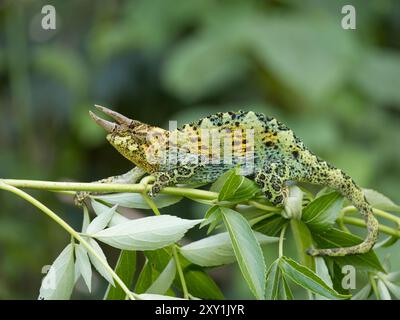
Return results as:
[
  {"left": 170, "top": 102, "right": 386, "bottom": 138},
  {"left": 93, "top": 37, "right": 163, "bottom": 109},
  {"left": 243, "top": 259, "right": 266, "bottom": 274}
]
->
[{"left": 0, "top": 0, "right": 399, "bottom": 299}]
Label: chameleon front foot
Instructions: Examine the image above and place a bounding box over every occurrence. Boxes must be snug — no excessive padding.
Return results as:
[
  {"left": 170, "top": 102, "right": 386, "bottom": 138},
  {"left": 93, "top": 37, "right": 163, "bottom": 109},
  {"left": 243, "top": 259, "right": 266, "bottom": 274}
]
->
[
  {"left": 74, "top": 191, "right": 91, "bottom": 206},
  {"left": 148, "top": 172, "right": 174, "bottom": 197}
]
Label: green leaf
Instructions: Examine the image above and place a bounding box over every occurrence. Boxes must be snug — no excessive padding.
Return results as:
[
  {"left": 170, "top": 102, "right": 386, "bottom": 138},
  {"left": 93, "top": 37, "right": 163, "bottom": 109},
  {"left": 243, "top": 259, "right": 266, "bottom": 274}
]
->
[
  {"left": 39, "top": 244, "right": 75, "bottom": 300},
  {"left": 145, "top": 248, "right": 172, "bottom": 271},
  {"left": 180, "top": 231, "right": 278, "bottom": 267},
  {"left": 265, "top": 259, "right": 280, "bottom": 300},
  {"left": 94, "top": 193, "right": 183, "bottom": 209},
  {"left": 137, "top": 293, "right": 184, "bottom": 300},
  {"left": 221, "top": 207, "right": 266, "bottom": 299},
  {"left": 279, "top": 256, "right": 350, "bottom": 300},
  {"left": 218, "top": 169, "right": 242, "bottom": 201},
  {"left": 93, "top": 215, "right": 202, "bottom": 250},
  {"left": 200, "top": 205, "right": 222, "bottom": 234},
  {"left": 314, "top": 257, "right": 333, "bottom": 300},
  {"left": 146, "top": 249, "right": 224, "bottom": 299},
  {"left": 384, "top": 281, "right": 400, "bottom": 299},
  {"left": 386, "top": 271, "right": 400, "bottom": 283},
  {"left": 210, "top": 170, "right": 233, "bottom": 192},
  {"left": 146, "top": 258, "right": 176, "bottom": 295},
  {"left": 379, "top": 235, "right": 399, "bottom": 248},
  {"left": 91, "top": 200, "right": 129, "bottom": 226},
  {"left": 281, "top": 275, "right": 294, "bottom": 300},
  {"left": 302, "top": 191, "right": 343, "bottom": 231},
  {"left": 253, "top": 216, "right": 287, "bottom": 236},
  {"left": 74, "top": 244, "right": 92, "bottom": 292},
  {"left": 351, "top": 284, "right": 371, "bottom": 300},
  {"left": 105, "top": 250, "right": 136, "bottom": 300},
  {"left": 181, "top": 260, "right": 224, "bottom": 300},
  {"left": 87, "top": 239, "right": 114, "bottom": 286},
  {"left": 312, "top": 228, "right": 384, "bottom": 272},
  {"left": 377, "top": 280, "right": 391, "bottom": 300},
  {"left": 290, "top": 219, "right": 314, "bottom": 270},
  {"left": 87, "top": 204, "right": 117, "bottom": 234},
  {"left": 82, "top": 206, "right": 90, "bottom": 232},
  {"left": 329, "top": 261, "right": 350, "bottom": 295},
  {"left": 135, "top": 261, "right": 158, "bottom": 294},
  {"left": 363, "top": 189, "right": 400, "bottom": 212},
  {"left": 217, "top": 169, "right": 260, "bottom": 202}
]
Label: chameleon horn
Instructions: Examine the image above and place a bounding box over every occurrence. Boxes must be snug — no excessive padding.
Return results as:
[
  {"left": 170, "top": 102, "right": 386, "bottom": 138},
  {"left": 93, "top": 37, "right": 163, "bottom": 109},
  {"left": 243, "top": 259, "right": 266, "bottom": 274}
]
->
[
  {"left": 89, "top": 111, "right": 117, "bottom": 133},
  {"left": 94, "top": 105, "right": 138, "bottom": 127}
]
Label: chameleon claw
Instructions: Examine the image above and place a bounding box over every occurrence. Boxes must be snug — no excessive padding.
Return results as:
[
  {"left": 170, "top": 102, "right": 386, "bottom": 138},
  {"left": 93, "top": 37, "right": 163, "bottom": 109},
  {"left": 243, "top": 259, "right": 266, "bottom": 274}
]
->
[{"left": 89, "top": 110, "right": 117, "bottom": 133}]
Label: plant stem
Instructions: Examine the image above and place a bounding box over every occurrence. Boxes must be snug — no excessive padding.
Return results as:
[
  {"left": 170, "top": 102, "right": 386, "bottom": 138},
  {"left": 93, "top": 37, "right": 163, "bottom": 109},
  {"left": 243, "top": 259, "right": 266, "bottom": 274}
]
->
[
  {"left": 142, "top": 192, "right": 161, "bottom": 216},
  {"left": 0, "top": 181, "right": 139, "bottom": 300},
  {"left": 248, "top": 200, "right": 281, "bottom": 212},
  {"left": 369, "top": 273, "right": 380, "bottom": 300},
  {"left": 0, "top": 179, "right": 218, "bottom": 200},
  {"left": 142, "top": 191, "right": 189, "bottom": 299},
  {"left": 172, "top": 245, "right": 189, "bottom": 300},
  {"left": 340, "top": 217, "right": 400, "bottom": 237},
  {"left": 341, "top": 206, "right": 400, "bottom": 226},
  {"left": 278, "top": 223, "right": 288, "bottom": 258}
]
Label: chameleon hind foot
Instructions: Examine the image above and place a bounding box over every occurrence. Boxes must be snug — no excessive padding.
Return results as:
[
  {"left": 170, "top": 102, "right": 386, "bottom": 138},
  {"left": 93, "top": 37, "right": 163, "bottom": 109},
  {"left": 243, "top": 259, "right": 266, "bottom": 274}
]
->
[{"left": 255, "top": 164, "right": 290, "bottom": 206}]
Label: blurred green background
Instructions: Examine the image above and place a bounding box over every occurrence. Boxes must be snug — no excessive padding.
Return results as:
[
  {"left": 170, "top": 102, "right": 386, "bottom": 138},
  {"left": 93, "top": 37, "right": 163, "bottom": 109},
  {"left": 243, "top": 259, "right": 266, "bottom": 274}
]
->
[{"left": 0, "top": 0, "right": 399, "bottom": 299}]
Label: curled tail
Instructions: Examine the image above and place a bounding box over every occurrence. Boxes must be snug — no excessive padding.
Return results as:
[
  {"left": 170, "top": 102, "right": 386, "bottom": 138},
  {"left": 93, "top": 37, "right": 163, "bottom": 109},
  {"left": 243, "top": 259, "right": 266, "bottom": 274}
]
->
[{"left": 301, "top": 156, "right": 379, "bottom": 256}]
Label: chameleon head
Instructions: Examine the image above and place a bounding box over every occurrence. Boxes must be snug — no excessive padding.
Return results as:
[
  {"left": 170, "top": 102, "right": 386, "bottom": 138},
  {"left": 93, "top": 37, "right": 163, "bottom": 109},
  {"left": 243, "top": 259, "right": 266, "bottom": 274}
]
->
[{"left": 89, "top": 105, "right": 167, "bottom": 172}]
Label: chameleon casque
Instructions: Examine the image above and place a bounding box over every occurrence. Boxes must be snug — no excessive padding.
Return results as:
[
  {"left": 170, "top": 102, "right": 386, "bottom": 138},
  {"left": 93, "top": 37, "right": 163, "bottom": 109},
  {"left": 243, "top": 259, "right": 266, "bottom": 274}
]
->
[{"left": 82, "top": 105, "right": 379, "bottom": 257}]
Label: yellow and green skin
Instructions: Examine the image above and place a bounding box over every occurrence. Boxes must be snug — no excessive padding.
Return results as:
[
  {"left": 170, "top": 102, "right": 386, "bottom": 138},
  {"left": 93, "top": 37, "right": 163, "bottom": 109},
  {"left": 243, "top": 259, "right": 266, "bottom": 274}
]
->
[{"left": 81, "top": 105, "right": 379, "bottom": 257}]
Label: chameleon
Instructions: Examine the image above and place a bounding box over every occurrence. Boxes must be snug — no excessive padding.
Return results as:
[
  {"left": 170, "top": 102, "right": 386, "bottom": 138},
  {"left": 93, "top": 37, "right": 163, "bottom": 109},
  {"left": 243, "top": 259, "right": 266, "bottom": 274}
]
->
[{"left": 80, "top": 105, "right": 379, "bottom": 257}]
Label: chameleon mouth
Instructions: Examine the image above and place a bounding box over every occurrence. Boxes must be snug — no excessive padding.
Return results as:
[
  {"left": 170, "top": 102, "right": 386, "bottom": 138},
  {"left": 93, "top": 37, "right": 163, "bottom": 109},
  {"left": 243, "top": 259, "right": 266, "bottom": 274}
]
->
[{"left": 89, "top": 105, "right": 138, "bottom": 133}]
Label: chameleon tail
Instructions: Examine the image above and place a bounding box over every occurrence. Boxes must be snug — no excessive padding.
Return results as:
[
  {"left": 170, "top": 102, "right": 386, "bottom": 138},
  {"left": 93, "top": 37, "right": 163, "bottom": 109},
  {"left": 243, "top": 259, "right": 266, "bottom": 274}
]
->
[{"left": 304, "top": 160, "right": 379, "bottom": 256}]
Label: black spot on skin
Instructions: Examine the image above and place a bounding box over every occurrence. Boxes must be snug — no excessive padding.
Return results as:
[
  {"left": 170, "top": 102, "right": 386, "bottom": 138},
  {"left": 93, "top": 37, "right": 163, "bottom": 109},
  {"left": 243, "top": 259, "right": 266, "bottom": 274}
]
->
[
  {"left": 273, "top": 195, "right": 283, "bottom": 205},
  {"left": 258, "top": 173, "right": 266, "bottom": 180},
  {"left": 265, "top": 191, "right": 272, "bottom": 199},
  {"left": 265, "top": 141, "right": 274, "bottom": 147},
  {"left": 292, "top": 151, "right": 299, "bottom": 159},
  {"left": 159, "top": 174, "right": 169, "bottom": 182},
  {"left": 177, "top": 167, "right": 191, "bottom": 175},
  {"left": 272, "top": 183, "right": 280, "bottom": 191},
  {"left": 235, "top": 121, "right": 240, "bottom": 127}
]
